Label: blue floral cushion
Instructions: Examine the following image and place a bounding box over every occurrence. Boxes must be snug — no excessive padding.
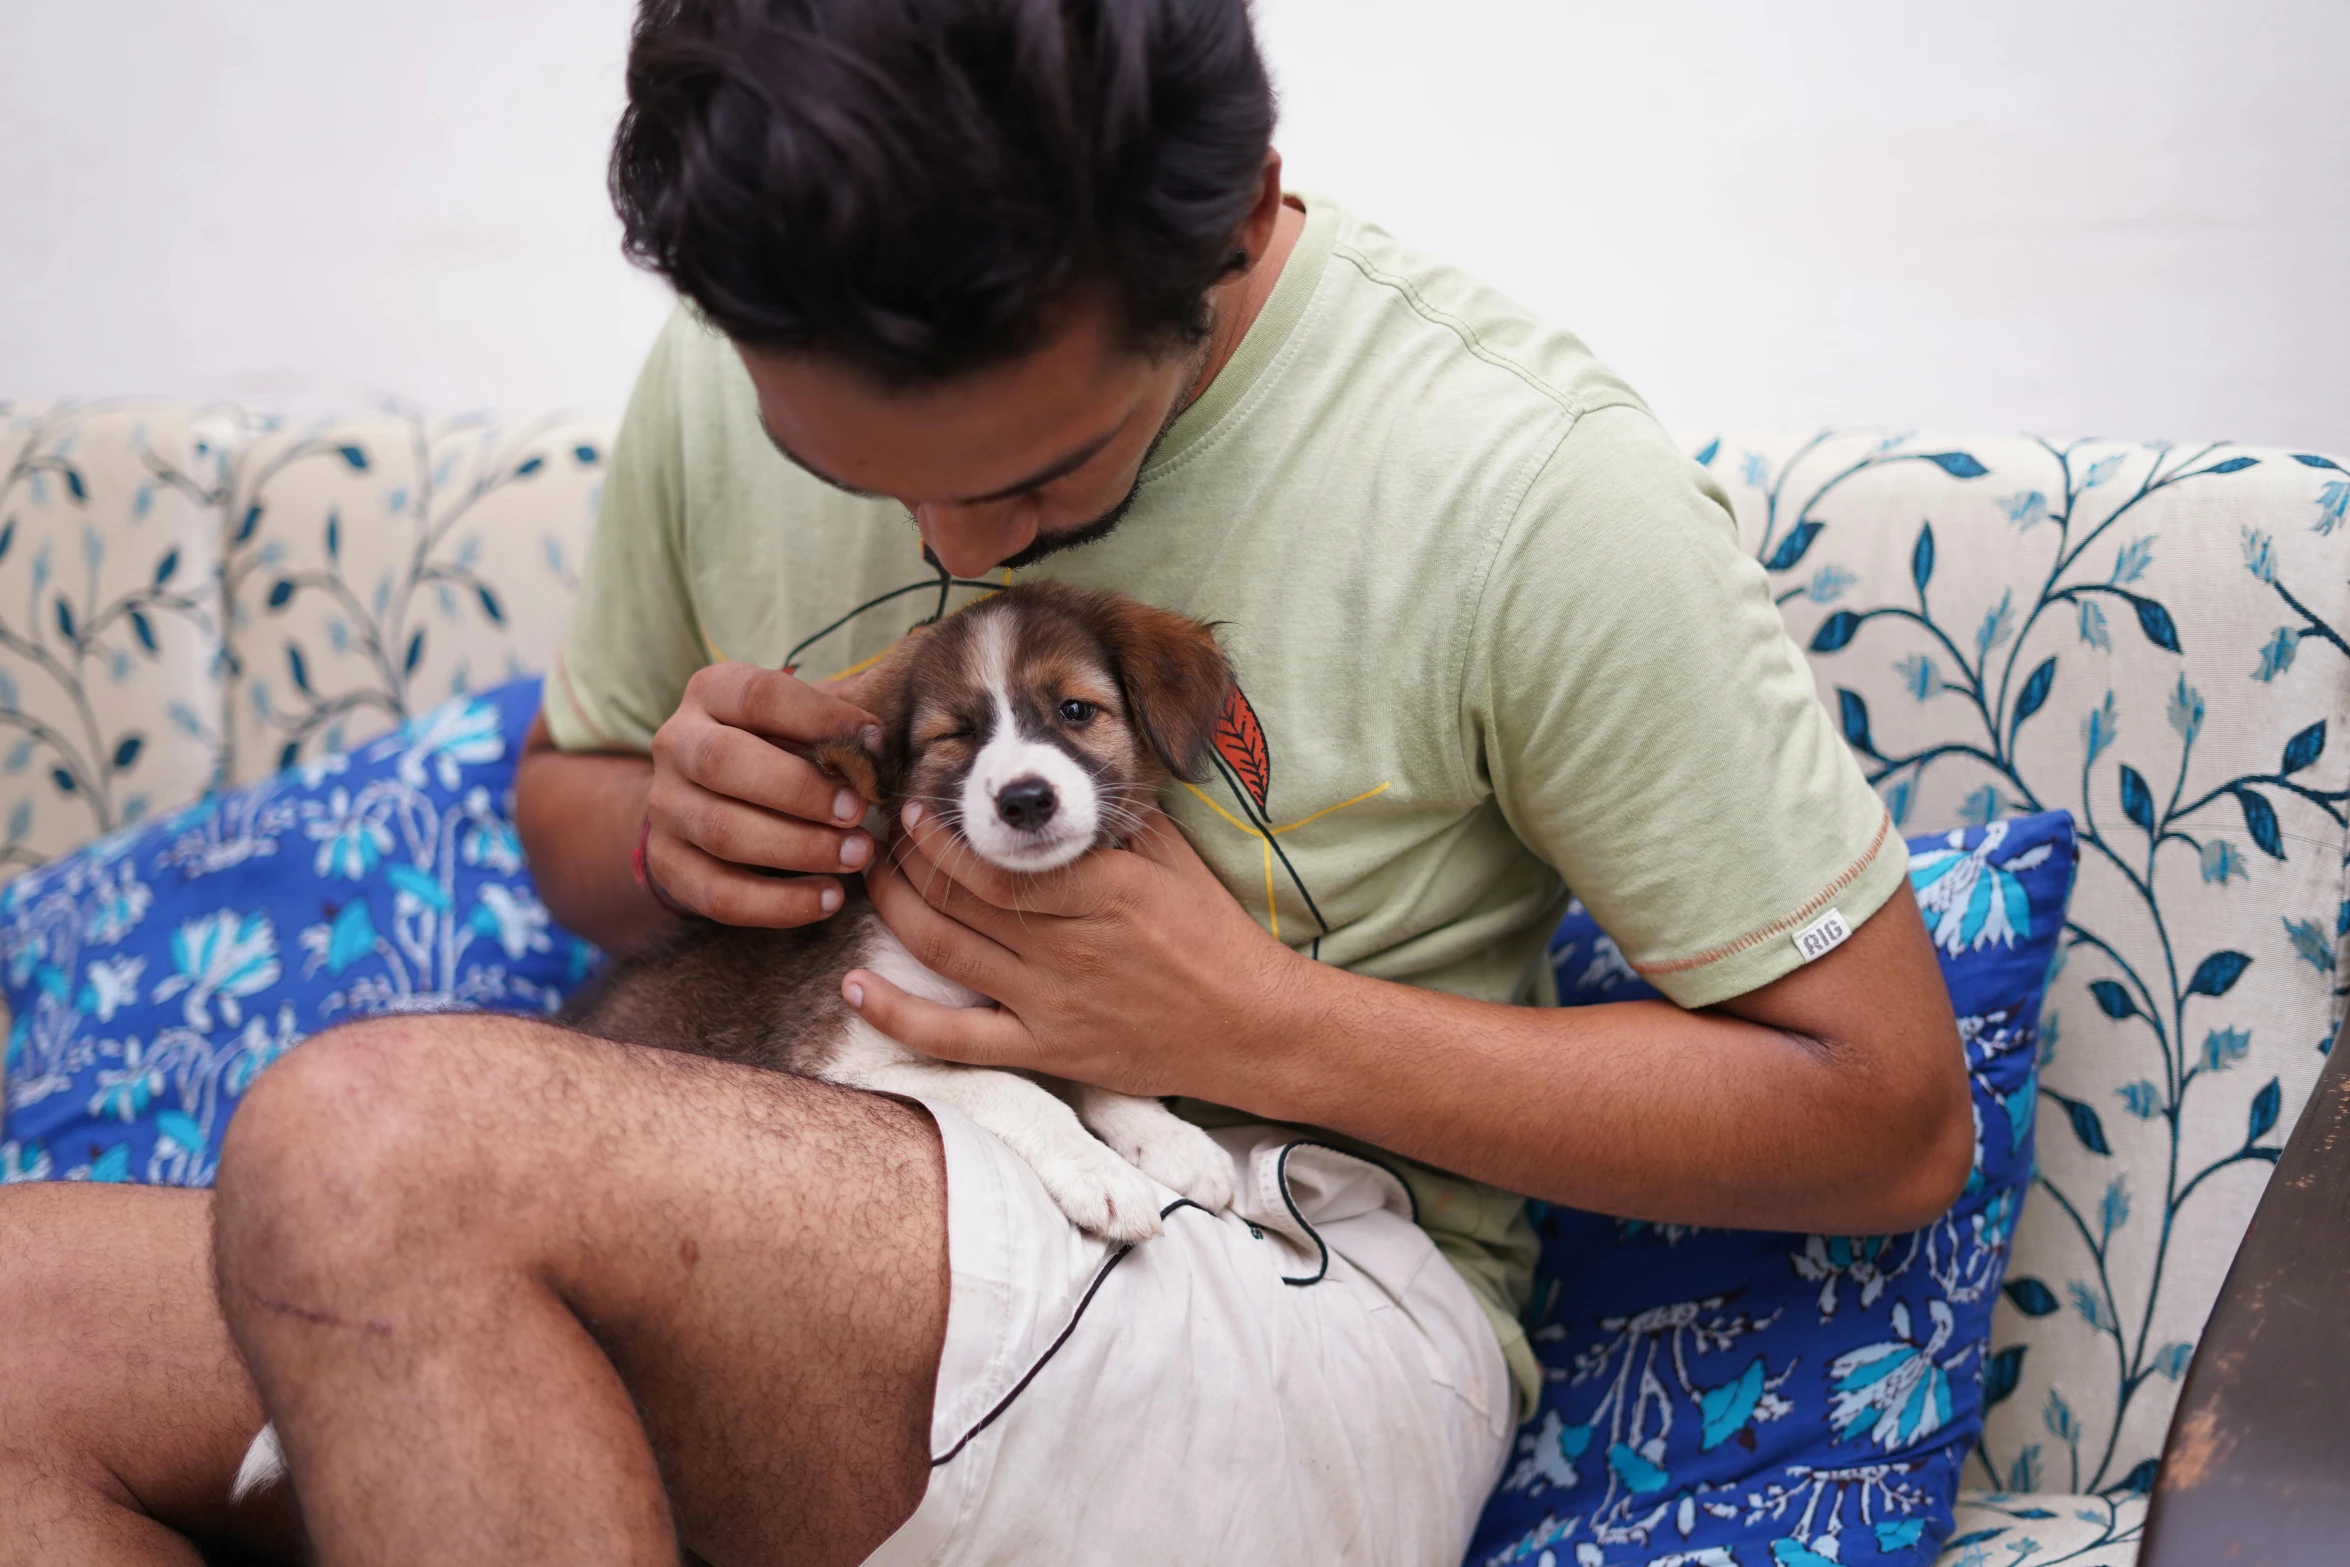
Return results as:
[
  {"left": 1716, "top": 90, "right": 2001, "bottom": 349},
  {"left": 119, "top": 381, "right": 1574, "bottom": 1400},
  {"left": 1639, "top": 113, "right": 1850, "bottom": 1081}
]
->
[
  {"left": 1471, "top": 811, "right": 2078, "bottom": 1567},
  {"left": 0, "top": 679, "right": 592, "bottom": 1185}
]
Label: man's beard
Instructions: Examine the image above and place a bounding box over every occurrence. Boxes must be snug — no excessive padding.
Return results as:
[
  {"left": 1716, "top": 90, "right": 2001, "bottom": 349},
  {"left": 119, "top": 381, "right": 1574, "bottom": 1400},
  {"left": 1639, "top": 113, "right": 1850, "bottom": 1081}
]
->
[{"left": 977, "top": 345, "right": 1208, "bottom": 573}]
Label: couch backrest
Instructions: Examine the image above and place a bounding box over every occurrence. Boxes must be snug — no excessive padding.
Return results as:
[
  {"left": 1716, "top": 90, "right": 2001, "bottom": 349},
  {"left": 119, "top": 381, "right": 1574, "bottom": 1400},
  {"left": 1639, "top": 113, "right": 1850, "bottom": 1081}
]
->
[
  {"left": 1690, "top": 430, "right": 2350, "bottom": 1495},
  {"left": 10, "top": 399, "right": 2348, "bottom": 1496},
  {"left": 0, "top": 402, "right": 608, "bottom": 839}
]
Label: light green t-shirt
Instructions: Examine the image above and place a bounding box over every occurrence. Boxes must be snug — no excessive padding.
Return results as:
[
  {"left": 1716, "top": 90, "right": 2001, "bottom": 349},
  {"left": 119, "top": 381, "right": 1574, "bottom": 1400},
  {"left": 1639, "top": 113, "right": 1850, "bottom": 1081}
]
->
[{"left": 546, "top": 195, "right": 1904, "bottom": 1417}]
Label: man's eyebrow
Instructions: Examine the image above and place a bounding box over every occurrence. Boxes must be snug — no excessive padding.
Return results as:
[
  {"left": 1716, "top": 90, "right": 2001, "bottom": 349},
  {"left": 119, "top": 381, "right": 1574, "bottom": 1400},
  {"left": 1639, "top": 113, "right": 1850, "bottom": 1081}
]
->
[
  {"left": 756, "top": 417, "right": 886, "bottom": 499},
  {"left": 756, "top": 415, "right": 1121, "bottom": 506}
]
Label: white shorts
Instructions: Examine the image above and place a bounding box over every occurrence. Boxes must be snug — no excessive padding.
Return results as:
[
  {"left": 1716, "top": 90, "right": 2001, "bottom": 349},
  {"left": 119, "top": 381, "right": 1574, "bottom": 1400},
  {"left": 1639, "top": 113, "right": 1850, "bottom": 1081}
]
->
[{"left": 867, "top": 1097, "right": 1514, "bottom": 1567}]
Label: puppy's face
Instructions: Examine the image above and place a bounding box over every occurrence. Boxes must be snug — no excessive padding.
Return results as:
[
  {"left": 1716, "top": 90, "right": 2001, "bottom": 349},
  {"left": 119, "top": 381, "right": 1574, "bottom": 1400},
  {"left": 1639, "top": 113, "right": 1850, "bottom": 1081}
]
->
[{"left": 851, "top": 585, "right": 1231, "bottom": 874}]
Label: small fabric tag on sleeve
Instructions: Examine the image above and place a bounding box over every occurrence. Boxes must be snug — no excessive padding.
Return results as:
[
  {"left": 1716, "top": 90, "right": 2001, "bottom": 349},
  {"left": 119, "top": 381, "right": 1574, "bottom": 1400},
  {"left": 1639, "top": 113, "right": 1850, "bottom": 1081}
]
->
[{"left": 1791, "top": 908, "right": 1853, "bottom": 964}]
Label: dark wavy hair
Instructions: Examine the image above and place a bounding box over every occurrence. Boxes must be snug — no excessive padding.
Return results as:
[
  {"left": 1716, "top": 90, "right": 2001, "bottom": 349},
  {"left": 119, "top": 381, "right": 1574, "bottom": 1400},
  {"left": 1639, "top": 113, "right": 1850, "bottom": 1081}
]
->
[{"left": 610, "top": 0, "right": 1276, "bottom": 386}]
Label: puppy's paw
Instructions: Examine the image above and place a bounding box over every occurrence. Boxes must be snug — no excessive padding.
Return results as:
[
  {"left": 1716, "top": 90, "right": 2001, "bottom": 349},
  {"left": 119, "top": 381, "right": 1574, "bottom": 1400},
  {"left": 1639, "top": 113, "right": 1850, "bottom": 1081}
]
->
[
  {"left": 1031, "top": 1146, "right": 1166, "bottom": 1245},
  {"left": 1117, "top": 1117, "right": 1236, "bottom": 1215}
]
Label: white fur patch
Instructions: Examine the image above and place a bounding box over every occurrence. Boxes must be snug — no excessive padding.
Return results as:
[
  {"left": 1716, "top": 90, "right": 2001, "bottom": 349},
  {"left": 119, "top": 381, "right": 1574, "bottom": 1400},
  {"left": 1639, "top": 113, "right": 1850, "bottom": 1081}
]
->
[
  {"left": 231, "top": 1422, "right": 286, "bottom": 1502},
  {"left": 862, "top": 920, "right": 984, "bottom": 1009},
  {"left": 956, "top": 611, "right": 1099, "bottom": 872}
]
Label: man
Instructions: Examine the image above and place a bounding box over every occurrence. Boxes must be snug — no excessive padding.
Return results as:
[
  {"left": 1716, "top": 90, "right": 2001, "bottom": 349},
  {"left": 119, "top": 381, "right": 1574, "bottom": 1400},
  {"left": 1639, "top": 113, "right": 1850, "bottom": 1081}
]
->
[{"left": 0, "top": 1, "right": 1970, "bottom": 1562}]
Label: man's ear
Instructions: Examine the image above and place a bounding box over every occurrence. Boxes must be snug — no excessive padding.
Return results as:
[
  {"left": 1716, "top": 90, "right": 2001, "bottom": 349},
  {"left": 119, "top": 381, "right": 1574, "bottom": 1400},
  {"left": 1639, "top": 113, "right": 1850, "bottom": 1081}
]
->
[
  {"left": 805, "top": 629, "right": 925, "bottom": 806},
  {"left": 1095, "top": 597, "right": 1233, "bottom": 782}
]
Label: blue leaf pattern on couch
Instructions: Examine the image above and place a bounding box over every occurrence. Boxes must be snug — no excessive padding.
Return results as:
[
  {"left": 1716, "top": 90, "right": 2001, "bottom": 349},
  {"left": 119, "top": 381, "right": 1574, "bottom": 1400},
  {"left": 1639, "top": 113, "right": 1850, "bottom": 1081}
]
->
[
  {"left": 0, "top": 680, "right": 590, "bottom": 1187},
  {"left": 222, "top": 411, "right": 606, "bottom": 783},
  {"left": 1471, "top": 813, "right": 2078, "bottom": 1566},
  {"left": 1690, "top": 432, "right": 2350, "bottom": 1565},
  {"left": 0, "top": 403, "right": 249, "bottom": 874}
]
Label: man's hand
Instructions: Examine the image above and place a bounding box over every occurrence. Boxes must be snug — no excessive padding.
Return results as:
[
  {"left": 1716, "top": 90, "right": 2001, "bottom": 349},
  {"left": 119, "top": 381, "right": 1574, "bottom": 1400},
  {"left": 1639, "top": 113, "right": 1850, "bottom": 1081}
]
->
[
  {"left": 844, "top": 798, "right": 1971, "bottom": 1236},
  {"left": 845, "top": 803, "right": 1305, "bottom": 1101},
  {"left": 641, "top": 663, "right": 885, "bottom": 927}
]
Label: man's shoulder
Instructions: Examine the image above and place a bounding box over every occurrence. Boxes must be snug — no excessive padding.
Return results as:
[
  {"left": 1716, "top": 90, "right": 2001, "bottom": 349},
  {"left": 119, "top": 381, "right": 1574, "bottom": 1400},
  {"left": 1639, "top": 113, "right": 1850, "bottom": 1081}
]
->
[
  {"left": 645, "top": 302, "right": 763, "bottom": 435},
  {"left": 1313, "top": 201, "right": 1649, "bottom": 434}
]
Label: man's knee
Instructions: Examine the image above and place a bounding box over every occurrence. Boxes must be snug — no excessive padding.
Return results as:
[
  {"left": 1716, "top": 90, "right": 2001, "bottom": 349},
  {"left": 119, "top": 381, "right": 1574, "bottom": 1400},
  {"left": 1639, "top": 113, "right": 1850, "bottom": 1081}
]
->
[
  {"left": 222, "top": 1015, "right": 441, "bottom": 1194},
  {"left": 214, "top": 1014, "right": 523, "bottom": 1302}
]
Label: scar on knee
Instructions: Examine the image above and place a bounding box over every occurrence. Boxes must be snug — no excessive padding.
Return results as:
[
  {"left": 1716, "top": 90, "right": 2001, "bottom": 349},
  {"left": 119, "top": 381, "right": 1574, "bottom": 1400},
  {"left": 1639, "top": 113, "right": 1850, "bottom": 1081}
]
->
[
  {"left": 252, "top": 1292, "right": 394, "bottom": 1336},
  {"left": 679, "top": 1235, "right": 700, "bottom": 1270}
]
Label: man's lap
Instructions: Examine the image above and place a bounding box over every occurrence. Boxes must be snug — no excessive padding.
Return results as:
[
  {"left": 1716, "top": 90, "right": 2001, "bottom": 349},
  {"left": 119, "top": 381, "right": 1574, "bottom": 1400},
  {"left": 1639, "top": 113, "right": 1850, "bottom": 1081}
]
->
[
  {"left": 0, "top": 1017, "right": 1507, "bottom": 1564},
  {"left": 879, "top": 1098, "right": 1512, "bottom": 1567}
]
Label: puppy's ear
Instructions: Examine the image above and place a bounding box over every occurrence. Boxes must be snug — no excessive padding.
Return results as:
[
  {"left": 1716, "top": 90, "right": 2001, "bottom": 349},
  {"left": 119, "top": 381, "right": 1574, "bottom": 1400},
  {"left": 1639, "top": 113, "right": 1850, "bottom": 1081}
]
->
[
  {"left": 1095, "top": 596, "right": 1233, "bottom": 782},
  {"left": 805, "top": 629, "right": 927, "bottom": 806},
  {"left": 806, "top": 734, "right": 887, "bottom": 808}
]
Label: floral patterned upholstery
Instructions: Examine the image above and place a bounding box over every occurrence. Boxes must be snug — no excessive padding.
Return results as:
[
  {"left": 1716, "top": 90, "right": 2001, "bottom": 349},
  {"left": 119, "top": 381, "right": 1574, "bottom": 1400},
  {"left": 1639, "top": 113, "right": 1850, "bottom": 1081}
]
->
[
  {"left": 1688, "top": 431, "right": 2349, "bottom": 1567},
  {"left": 0, "top": 402, "right": 252, "bottom": 872},
  {"left": 1941, "top": 1491, "right": 2144, "bottom": 1567},
  {"left": 4, "top": 398, "right": 2345, "bottom": 1567},
  {"left": 220, "top": 410, "right": 607, "bottom": 785}
]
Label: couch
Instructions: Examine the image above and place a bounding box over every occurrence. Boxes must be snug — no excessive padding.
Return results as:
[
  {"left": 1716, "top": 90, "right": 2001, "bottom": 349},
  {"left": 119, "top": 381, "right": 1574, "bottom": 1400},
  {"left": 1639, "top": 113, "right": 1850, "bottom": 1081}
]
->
[{"left": 6, "top": 396, "right": 2345, "bottom": 1565}]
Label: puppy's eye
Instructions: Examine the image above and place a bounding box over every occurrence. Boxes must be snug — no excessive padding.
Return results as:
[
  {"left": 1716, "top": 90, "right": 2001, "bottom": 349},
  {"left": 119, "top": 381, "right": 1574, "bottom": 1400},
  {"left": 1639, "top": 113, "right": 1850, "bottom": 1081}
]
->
[{"left": 1056, "top": 699, "right": 1098, "bottom": 725}]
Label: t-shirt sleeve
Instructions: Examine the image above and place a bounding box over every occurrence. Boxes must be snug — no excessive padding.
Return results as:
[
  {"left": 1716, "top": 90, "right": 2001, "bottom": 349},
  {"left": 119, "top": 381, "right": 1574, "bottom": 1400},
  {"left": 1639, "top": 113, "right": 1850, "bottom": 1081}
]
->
[
  {"left": 1465, "top": 403, "right": 1904, "bottom": 1010},
  {"left": 541, "top": 308, "right": 716, "bottom": 755}
]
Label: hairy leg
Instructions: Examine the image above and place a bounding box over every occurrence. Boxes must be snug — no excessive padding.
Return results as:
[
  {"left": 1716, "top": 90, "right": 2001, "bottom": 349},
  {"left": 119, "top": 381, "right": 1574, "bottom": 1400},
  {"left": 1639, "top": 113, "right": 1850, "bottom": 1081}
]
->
[
  {"left": 211, "top": 1013, "right": 948, "bottom": 1567},
  {"left": 0, "top": 1184, "right": 305, "bottom": 1566}
]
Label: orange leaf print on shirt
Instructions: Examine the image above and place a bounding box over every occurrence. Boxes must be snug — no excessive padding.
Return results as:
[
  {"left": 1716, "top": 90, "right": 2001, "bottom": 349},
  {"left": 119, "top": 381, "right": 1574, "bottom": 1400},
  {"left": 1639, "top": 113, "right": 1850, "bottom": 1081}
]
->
[{"left": 1214, "top": 684, "right": 1272, "bottom": 811}]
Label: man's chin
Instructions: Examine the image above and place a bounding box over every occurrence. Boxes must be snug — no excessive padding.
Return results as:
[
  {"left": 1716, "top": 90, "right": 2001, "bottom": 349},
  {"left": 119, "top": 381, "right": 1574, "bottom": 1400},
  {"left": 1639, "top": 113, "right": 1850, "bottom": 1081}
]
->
[{"left": 993, "top": 487, "right": 1143, "bottom": 572}]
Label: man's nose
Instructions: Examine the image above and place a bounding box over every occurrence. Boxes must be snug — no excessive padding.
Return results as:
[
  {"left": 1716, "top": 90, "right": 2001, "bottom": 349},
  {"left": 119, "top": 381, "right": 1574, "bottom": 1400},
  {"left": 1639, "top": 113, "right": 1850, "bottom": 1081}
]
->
[{"left": 915, "top": 498, "right": 1037, "bottom": 578}]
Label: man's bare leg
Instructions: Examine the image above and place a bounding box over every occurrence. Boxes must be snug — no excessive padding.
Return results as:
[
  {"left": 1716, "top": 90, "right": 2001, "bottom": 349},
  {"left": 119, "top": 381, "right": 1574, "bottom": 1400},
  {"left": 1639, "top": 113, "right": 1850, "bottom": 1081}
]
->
[
  {"left": 206, "top": 1011, "right": 949, "bottom": 1567},
  {"left": 0, "top": 1185, "right": 306, "bottom": 1566},
  {"left": 209, "top": 1019, "right": 944, "bottom": 1567}
]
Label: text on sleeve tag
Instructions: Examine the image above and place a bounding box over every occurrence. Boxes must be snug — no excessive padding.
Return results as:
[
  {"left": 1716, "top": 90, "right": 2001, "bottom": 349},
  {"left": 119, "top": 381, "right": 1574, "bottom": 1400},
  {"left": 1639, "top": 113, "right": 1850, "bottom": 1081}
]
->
[{"left": 1792, "top": 908, "right": 1853, "bottom": 964}]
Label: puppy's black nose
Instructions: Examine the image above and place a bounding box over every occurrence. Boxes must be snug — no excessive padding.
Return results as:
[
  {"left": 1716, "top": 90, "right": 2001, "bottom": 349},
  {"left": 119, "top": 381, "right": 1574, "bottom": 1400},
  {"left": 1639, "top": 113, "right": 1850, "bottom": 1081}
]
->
[{"left": 996, "top": 776, "right": 1057, "bottom": 832}]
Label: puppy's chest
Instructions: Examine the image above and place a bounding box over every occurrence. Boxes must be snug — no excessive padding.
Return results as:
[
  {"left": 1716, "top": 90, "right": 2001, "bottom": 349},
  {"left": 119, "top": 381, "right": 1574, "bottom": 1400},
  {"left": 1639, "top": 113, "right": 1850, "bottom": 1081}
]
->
[
  {"left": 852, "top": 920, "right": 987, "bottom": 1010},
  {"left": 815, "top": 917, "right": 990, "bottom": 1077}
]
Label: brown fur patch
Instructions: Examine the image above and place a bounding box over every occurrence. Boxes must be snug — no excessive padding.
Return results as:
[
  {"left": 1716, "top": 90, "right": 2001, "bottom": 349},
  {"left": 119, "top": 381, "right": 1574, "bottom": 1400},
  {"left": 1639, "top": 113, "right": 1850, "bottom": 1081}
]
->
[
  {"left": 1087, "top": 593, "right": 1233, "bottom": 780},
  {"left": 806, "top": 735, "right": 885, "bottom": 808}
]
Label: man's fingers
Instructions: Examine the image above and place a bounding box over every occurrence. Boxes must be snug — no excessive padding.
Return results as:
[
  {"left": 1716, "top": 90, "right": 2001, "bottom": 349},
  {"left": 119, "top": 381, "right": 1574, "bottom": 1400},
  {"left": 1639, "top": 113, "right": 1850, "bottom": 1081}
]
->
[
  {"left": 866, "top": 846, "right": 1020, "bottom": 993},
  {"left": 656, "top": 715, "right": 869, "bottom": 831},
  {"left": 651, "top": 772, "right": 872, "bottom": 876},
  {"left": 691, "top": 660, "right": 878, "bottom": 748},
  {"left": 1117, "top": 805, "right": 1193, "bottom": 868},
  {"left": 884, "top": 830, "right": 1025, "bottom": 934},
  {"left": 842, "top": 967, "right": 1027, "bottom": 1067},
  {"left": 649, "top": 835, "right": 847, "bottom": 929},
  {"left": 894, "top": 803, "right": 1100, "bottom": 919}
]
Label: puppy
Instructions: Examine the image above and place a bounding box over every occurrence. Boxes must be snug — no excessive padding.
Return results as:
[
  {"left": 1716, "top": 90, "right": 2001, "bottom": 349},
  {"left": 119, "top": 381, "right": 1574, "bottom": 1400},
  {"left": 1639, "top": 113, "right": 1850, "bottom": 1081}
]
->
[
  {"left": 561, "top": 581, "right": 1241, "bottom": 1237},
  {"left": 232, "top": 585, "right": 1241, "bottom": 1504}
]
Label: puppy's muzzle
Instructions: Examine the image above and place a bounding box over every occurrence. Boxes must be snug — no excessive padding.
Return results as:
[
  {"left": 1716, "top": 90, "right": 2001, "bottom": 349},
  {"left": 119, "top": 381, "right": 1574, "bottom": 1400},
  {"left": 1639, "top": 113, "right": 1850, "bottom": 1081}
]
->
[{"left": 995, "top": 775, "right": 1058, "bottom": 832}]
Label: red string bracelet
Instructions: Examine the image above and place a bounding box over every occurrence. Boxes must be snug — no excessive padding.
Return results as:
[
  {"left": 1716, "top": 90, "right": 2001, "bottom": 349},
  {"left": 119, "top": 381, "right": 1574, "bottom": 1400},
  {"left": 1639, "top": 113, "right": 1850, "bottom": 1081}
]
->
[{"left": 631, "top": 810, "right": 701, "bottom": 920}]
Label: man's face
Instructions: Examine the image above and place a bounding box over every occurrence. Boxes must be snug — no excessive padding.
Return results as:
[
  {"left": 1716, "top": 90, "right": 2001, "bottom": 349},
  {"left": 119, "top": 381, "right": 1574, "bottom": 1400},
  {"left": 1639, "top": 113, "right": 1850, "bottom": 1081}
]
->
[{"left": 738, "top": 311, "right": 1202, "bottom": 580}]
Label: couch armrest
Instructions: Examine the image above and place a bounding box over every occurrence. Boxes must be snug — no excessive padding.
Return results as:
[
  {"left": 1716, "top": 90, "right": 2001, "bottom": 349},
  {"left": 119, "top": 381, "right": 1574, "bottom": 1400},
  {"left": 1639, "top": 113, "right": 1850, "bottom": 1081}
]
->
[{"left": 2141, "top": 1009, "right": 2350, "bottom": 1563}]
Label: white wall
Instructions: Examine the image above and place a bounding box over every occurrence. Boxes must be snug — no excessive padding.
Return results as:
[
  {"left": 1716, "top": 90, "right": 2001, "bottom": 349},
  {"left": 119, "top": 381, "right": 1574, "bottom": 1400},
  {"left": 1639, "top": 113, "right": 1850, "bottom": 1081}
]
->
[{"left": 3, "top": 1, "right": 2345, "bottom": 447}]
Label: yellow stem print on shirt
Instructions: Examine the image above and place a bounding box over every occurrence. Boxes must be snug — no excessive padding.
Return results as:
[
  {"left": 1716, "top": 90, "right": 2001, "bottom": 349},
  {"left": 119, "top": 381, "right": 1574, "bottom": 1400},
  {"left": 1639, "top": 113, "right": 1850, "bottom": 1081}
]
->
[{"left": 1177, "top": 777, "right": 1391, "bottom": 942}]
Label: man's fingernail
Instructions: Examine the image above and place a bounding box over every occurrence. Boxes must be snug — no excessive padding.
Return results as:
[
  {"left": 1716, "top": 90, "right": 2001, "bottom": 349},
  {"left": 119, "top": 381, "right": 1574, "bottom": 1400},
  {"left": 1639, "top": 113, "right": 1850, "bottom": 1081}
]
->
[
  {"left": 862, "top": 725, "right": 884, "bottom": 755},
  {"left": 820, "top": 884, "right": 844, "bottom": 914},
  {"left": 841, "top": 833, "right": 871, "bottom": 868},
  {"left": 833, "top": 788, "right": 861, "bottom": 823},
  {"left": 844, "top": 980, "right": 865, "bottom": 1008},
  {"left": 903, "top": 802, "right": 925, "bottom": 829}
]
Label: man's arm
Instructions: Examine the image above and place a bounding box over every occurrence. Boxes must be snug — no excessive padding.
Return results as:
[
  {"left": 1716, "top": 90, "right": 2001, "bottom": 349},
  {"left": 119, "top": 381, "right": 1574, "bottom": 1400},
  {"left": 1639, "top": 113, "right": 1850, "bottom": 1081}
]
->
[
  {"left": 1237, "top": 877, "right": 1973, "bottom": 1233},
  {"left": 515, "top": 715, "right": 665, "bottom": 953},
  {"left": 845, "top": 806, "right": 1972, "bottom": 1236}
]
